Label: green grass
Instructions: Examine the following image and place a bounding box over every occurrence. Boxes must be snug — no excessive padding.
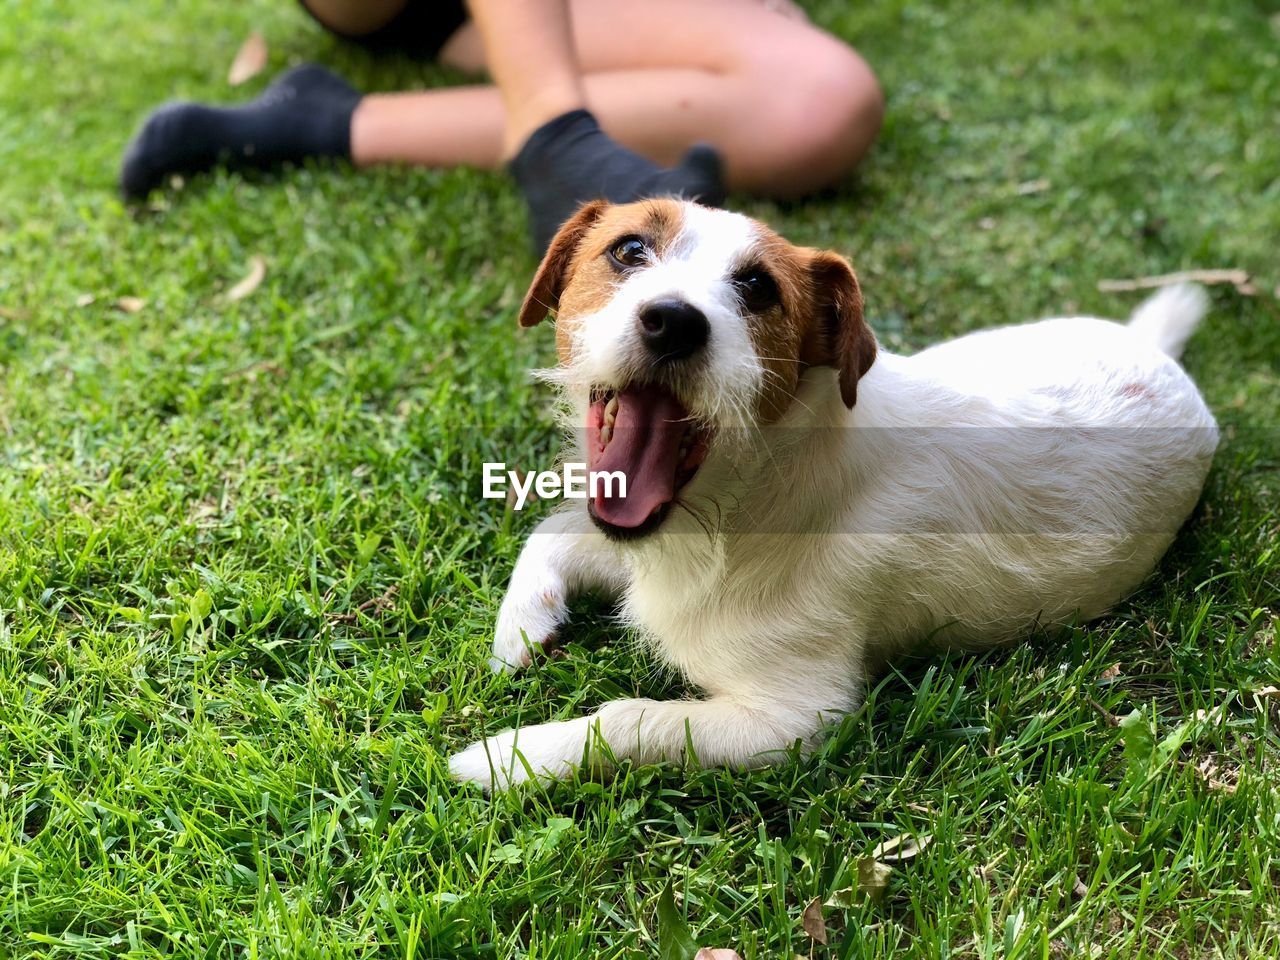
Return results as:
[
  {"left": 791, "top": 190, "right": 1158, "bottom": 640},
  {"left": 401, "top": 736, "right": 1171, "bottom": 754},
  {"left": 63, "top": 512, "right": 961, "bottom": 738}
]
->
[{"left": 2, "top": 0, "right": 1278, "bottom": 956}]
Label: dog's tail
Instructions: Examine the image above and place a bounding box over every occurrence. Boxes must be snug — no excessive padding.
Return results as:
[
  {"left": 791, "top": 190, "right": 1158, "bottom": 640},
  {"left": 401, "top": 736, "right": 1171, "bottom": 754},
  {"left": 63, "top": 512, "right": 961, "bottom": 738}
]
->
[{"left": 1126, "top": 283, "right": 1209, "bottom": 361}]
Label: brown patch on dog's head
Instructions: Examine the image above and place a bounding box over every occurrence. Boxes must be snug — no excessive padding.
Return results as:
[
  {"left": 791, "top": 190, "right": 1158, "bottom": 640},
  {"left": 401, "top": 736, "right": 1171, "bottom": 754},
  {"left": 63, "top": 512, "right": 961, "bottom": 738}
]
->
[
  {"left": 517, "top": 200, "right": 606, "bottom": 330},
  {"left": 736, "top": 224, "right": 876, "bottom": 418},
  {"left": 517, "top": 199, "right": 687, "bottom": 362},
  {"left": 801, "top": 250, "right": 876, "bottom": 408},
  {"left": 728, "top": 227, "right": 814, "bottom": 421}
]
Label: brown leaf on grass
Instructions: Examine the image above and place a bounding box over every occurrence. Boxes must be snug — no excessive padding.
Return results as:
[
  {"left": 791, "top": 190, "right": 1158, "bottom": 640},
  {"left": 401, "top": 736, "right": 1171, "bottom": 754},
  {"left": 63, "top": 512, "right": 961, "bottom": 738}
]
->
[
  {"left": 222, "top": 359, "right": 284, "bottom": 384},
  {"left": 115, "top": 296, "right": 146, "bottom": 313},
  {"left": 1192, "top": 755, "right": 1239, "bottom": 795},
  {"left": 694, "top": 950, "right": 743, "bottom": 960},
  {"left": 1097, "top": 268, "right": 1254, "bottom": 295},
  {"left": 227, "top": 31, "right": 268, "bottom": 86},
  {"left": 226, "top": 255, "right": 267, "bottom": 302},
  {"left": 1099, "top": 663, "right": 1121, "bottom": 681},
  {"left": 857, "top": 857, "right": 893, "bottom": 903},
  {"left": 1252, "top": 685, "right": 1280, "bottom": 700},
  {"left": 871, "top": 832, "right": 933, "bottom": 862},
  {"left": 326, "top": 584, "right": 399, "bottom": 625},
  {"left": 801, "top": 897, "right": 827, "bottom": 945},
  {"left": 187, "top": 499, "right": 223, "bottom": 529}
]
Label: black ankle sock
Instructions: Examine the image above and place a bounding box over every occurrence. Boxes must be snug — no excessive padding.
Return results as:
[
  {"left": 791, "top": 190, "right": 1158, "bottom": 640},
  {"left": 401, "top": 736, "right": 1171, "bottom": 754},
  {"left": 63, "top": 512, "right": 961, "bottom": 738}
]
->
[
  {"left": 509, "top": 109, "right": 726, "bottom": 253},
  {"left": 120, "top": 64, "right": 362, "bottom": 200}
]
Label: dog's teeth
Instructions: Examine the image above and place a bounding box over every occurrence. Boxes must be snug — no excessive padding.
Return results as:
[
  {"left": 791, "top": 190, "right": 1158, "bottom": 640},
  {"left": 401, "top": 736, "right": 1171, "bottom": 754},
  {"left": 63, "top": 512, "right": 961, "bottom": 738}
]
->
[
  {"left": 601, "top": 395, "right": 619, "bottom": 431},
  {"left": 600, "top": 424, "right": 613, "bottom": 446}
]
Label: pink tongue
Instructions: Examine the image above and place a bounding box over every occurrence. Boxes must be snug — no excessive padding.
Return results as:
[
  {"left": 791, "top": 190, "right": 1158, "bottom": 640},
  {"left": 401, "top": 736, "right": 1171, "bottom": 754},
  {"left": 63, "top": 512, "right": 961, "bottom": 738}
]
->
[{"left": 588, "top": 386, "right": 688, "bottom": 528}]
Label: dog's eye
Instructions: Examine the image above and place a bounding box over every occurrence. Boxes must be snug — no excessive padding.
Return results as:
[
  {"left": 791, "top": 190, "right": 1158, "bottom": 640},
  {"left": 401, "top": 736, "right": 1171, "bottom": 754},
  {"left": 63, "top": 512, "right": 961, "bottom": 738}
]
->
[
  {"left": 608, "top": 237, "right": 649, "bottom": 270},
  {"left": 733, "top": 269, "right": 780, "bottom": 311}
]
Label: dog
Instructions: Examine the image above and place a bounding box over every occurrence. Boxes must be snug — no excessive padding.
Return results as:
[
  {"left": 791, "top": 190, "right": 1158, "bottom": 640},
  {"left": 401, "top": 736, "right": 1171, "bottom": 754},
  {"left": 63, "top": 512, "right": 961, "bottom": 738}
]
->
[{"left": 449, "top": 198, "right": 1218, "bottom": 791}]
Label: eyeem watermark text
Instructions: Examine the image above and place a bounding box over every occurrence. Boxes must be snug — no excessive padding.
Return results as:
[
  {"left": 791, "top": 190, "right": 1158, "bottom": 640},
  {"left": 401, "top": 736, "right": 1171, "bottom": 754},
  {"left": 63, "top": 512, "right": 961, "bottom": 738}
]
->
[{"left": 483, "top": 463, "right": 626, "bottom": 510}]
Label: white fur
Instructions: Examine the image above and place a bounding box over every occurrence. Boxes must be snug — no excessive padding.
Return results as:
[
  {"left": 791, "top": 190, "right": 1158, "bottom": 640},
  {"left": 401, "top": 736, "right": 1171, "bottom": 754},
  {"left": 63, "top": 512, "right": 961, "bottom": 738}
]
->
[
  {"left": 1126, "top": 283, "right": 1210, "bottom": 360},
  {"left": 450, "top": 205, "right": 1218, "bottom": 792}
]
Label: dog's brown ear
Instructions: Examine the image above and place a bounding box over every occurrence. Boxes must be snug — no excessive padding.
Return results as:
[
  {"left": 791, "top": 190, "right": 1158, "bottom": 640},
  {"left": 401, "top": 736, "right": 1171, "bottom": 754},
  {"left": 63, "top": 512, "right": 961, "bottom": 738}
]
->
[
  {"left": 517, "top": 200, "right": 608, "bottom": 328},
  {"left": 804, "top": 250, "right": 876, "bottom": 407}
]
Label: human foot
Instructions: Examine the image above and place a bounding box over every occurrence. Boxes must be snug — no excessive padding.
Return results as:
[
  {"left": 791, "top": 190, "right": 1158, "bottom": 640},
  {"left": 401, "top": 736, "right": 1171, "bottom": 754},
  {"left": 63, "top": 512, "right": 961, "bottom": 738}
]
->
[
  {"left": 509, "top": 109, "right": 725, "bottom": 253},
  {"left": 119, "top": 64, "right": 361, "bottom": 200}
]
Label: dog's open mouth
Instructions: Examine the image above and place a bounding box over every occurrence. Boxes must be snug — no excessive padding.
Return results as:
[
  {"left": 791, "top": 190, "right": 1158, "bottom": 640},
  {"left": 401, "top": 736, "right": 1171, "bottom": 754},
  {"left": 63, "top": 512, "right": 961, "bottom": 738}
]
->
[{"left": 585, "top": 384, "right": 712, "bottom": 538}]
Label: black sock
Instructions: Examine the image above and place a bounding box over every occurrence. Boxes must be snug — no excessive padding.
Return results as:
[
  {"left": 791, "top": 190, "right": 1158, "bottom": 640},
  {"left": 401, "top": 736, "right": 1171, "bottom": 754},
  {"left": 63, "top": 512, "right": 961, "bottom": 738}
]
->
[
  {"left": 509, "top": 109, "right": 726, "bottom": 254},
  {"left": 119, "top": 64, "right": 362, "bottom": 200}
]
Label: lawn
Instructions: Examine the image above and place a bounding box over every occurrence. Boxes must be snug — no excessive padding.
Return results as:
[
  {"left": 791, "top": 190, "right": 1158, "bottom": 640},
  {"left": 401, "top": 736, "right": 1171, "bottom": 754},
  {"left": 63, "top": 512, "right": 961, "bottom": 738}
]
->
[{"left": 1, "top": 0, "right": 1278, "bottom": 957}]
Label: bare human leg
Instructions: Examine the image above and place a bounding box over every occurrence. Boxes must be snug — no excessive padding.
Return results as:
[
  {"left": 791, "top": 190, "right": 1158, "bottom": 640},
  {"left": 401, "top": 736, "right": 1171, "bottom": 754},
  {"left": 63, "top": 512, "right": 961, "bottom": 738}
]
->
[
  {"left": 463, "top": 0, "right": 725, "bottom": 250},
  {"left": 120, "top": 2, "right": 877, "bottom": 240},
  {"left": 352, "top": 0, "right": 881, "bottom": 198},
  {"left": 460, "top": 0, "right": 587, "bottom": 159}
]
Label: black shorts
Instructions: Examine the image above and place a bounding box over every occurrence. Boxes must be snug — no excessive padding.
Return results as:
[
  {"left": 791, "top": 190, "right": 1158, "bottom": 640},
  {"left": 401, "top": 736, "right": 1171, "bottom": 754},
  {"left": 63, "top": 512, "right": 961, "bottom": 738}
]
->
[{"left": 299, "top": 0, "right": 470, "bottom": 60}]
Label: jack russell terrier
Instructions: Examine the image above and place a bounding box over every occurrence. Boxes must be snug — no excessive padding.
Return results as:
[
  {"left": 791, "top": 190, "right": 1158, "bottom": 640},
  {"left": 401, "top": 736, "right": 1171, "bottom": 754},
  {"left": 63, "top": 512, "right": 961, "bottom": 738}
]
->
[{"left": 450, "top": 199, "right": 1218, "bottom": 791}]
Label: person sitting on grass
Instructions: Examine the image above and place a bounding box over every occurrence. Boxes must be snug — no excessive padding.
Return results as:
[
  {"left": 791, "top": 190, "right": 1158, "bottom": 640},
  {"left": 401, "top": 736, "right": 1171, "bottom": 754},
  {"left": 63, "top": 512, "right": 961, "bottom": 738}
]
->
[{"left": 120, "top": 0, "right": 884, "bottom": 252}]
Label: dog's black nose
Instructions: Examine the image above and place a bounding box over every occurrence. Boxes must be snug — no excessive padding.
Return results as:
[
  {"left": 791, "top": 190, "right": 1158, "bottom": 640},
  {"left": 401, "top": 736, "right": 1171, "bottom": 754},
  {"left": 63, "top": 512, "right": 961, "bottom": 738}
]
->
[{"left": 637, "top": 298, "right": 709, "bottom": 362}]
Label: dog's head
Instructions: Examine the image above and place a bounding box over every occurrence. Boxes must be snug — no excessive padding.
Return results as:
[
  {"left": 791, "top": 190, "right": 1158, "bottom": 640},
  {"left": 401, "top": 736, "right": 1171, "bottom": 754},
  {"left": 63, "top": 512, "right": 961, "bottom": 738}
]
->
[{"left": 519, "top": 199, "right": 876, "bottom": 541}]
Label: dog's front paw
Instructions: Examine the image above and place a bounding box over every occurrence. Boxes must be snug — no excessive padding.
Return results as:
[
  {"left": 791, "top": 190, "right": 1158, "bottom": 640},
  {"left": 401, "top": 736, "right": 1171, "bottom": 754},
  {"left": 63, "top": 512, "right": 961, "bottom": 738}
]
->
[
  {"left": 448, "top": 717, "right": 594, "bottom": 791},
  {"left": 489, "top": 578, "right": 567, "bottom": 674}
]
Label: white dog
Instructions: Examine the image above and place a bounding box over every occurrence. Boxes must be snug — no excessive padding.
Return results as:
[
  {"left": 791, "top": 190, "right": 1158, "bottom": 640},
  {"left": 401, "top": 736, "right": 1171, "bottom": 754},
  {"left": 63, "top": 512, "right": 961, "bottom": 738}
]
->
[{"left": 450, "top": 199, "right": 1217, "bottom": 791}]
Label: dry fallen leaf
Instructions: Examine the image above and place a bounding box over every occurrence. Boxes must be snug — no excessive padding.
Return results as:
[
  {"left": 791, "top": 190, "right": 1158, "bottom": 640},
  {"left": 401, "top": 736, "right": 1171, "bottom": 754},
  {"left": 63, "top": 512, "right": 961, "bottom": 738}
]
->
[
  {"left": 871, "top": 832, "right": 933, "bottom": 862},
  {"left": 227, "top": 31, "right": 268, "bottom": 86},
  {"left": 801, "top": 896, "right": 827, "bottom": 945},
  {"left": 1072, "top": 876, "right": 1089, "bottom": 900},
  {"left": 1194, "top": 756, "right": 1238, "bottom": 794},
  {"left": 857, "top": 857, "right": 893, "bottom": 903},
  {"left": 115, "top": 296, "right": 146, "bottom": 313},
  {"left": 74, "top": 294, "right": 95, "bottom": 308},
  {"left": 1193, "top": 705, "right": 1225, "bottom": 724},
  {"left": 187, "top": 499, "right": 222, "bottom": 529},
  {"left": 1099, "top": 663, "right": 1121, "bottom": 681},
  {"left": 1253, "top": 685, "right": 1279, "bottom": 700},
  {"left": 694, "top": 950, "right": 743, "bottom": 960},
  {"left": 326, "top": 584, "right": 399, "bottom": 626},
  {"left": 226, "top": 255, "right": 267, "bottom": 302}
]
